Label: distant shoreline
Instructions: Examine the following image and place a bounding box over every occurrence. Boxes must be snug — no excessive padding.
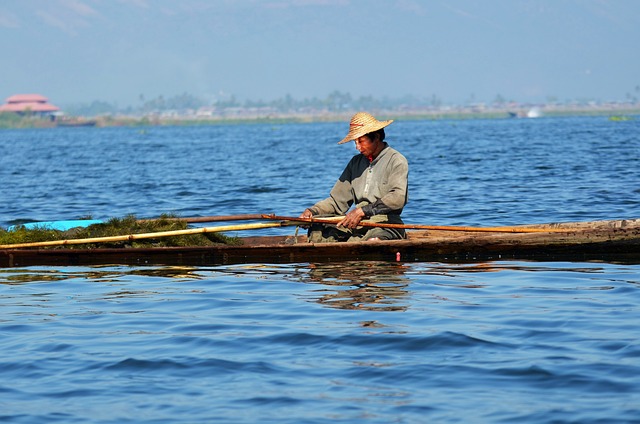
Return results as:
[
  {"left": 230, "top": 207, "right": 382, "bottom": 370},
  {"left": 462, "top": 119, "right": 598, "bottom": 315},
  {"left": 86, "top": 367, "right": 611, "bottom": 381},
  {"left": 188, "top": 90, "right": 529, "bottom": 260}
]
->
[{"left": 1, "top": 104, "right": 638, "bottom": 129}]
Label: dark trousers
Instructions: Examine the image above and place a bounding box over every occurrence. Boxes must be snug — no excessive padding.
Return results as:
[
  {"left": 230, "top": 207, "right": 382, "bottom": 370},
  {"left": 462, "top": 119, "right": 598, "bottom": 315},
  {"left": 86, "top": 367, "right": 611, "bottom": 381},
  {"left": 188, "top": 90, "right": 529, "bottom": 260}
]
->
[{"left": 307, "top": 222, "right": 405, "bottom": 243}]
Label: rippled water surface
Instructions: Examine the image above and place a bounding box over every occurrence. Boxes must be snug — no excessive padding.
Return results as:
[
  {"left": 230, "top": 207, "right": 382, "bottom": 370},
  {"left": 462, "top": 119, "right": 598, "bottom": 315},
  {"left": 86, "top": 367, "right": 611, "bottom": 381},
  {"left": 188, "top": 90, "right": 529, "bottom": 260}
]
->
[{"left": 1, "top": 117, "right": 639, "bottom": 422}]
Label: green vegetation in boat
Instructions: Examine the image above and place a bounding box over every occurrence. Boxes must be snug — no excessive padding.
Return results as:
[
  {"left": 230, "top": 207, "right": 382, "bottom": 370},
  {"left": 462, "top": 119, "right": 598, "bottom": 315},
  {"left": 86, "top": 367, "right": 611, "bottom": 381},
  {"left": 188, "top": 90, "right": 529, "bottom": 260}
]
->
[{"left": 0, "top": 215, "right": 240, "bottom": 249}]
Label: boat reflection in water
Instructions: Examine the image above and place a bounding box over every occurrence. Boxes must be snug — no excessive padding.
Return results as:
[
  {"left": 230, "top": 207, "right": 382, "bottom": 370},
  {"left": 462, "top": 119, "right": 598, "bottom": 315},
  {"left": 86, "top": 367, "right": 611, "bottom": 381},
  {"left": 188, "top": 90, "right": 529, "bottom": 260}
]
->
[
  {"left": 298, "top": 261, "right": 510, "bottom": 311},
  {"left": 301, "top": 262, "right": 411, "bottom": 311}
]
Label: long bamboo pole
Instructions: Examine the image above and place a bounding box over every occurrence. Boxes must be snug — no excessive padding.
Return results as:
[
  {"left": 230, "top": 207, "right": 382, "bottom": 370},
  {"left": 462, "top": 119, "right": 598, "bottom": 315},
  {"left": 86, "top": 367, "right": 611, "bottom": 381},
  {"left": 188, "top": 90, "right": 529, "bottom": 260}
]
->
[
  {"left": 261, "top": 214, "right": 571, "bottom": 233},
  {"left": 138, "top": 214, "right": 265, "bottom": 224},
  {"left": 0, "top": 222, "right": 287, "bottom": 249},
  {"left": 12, "top": 213, "right": 573, "bottom": 234},
  {"left": 9, "top": 214, "right": 267, "bottom": 231},
  {"left": 2, "top": 213, "right": 573, "bottom": 249}
]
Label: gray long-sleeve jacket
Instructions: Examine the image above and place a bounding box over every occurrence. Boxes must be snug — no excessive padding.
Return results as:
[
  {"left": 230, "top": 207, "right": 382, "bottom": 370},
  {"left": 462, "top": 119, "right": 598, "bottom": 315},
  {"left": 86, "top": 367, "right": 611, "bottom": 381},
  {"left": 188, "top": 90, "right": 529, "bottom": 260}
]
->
[{"left": 309, "top": 143, "right": 408, "bottom": 220}]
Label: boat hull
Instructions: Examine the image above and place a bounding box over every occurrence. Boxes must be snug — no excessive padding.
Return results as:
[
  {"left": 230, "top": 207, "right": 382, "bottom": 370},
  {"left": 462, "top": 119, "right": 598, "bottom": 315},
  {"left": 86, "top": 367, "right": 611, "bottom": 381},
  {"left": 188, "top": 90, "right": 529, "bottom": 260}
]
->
[{"left": 2, "top": 219, "right": 640, "bottom": 267}]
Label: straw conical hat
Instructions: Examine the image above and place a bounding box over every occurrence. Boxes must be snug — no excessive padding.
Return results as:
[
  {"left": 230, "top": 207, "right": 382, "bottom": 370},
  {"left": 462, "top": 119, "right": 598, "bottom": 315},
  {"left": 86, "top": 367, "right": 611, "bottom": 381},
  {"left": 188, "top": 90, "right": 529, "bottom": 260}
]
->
[{"left": 338, "top": 112, "right": 394, "bottom": 144}]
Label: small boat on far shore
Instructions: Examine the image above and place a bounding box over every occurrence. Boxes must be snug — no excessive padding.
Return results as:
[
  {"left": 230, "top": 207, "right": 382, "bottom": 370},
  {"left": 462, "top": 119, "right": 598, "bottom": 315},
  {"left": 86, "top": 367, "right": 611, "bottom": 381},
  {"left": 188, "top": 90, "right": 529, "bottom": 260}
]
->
[
  {"left": 508, "top": 107, "right": 542, "bottom": 119},
  {"left": 57, "top": 118, "right": 97, "bottom": 127}
]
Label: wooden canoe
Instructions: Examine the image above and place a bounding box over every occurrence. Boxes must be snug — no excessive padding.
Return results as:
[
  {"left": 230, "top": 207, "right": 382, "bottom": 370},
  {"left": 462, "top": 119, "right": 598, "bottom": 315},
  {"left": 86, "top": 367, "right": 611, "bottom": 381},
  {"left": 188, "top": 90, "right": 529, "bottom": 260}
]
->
[{"left": 1, "top": 218, "right": 640, "bottom": 267}]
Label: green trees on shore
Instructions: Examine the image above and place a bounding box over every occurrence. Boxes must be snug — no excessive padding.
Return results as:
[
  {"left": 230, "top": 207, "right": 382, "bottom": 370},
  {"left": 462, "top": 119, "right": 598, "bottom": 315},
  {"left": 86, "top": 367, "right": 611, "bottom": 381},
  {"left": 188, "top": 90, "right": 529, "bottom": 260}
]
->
[{"left": 61, "top": 91, "right": 445, "bottom": 117}]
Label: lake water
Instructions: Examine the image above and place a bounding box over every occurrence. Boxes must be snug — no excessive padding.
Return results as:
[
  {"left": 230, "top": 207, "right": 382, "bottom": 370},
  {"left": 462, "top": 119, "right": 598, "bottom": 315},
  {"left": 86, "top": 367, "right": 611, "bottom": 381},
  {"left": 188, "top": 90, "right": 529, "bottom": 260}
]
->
[{"left": 1, "top": 116, "right": 639, "bottom": 423}]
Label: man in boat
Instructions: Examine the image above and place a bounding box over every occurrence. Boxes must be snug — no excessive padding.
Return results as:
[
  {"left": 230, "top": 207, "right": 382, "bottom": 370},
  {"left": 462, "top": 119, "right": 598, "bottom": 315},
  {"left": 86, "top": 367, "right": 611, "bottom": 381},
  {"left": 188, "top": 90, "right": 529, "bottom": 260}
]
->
[{"left": 300, "top": 112, "right": 409, "bottom": 242}]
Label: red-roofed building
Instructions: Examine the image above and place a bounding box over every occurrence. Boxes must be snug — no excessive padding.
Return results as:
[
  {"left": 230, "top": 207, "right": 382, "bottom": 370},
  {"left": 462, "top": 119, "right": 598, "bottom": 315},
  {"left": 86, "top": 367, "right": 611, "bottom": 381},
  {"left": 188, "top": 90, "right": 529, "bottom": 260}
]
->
[{"left": 0, "top": 94, "right": 60, "bottom": 115}]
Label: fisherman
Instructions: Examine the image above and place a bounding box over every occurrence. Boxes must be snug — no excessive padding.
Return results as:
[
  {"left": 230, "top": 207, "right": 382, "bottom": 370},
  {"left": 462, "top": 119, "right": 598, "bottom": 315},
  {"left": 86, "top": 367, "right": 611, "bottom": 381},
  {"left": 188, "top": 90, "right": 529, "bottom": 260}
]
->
[{"left": 300, "top": 112, "right": 408, "bottom": 242}]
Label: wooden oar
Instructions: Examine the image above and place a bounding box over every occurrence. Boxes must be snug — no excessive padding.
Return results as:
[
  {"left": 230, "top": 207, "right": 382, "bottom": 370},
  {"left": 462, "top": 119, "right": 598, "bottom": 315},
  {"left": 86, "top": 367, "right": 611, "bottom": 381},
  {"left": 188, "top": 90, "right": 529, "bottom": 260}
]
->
[
  {"left": 139, "top": 214, "right": 265, "bottom": 224},
  {"left": 0, "top": 222, "right": 288, "bottom": 249},
  {"left": 9, "top": 214, "right": 267, "bottom": 231},
  {"left": 261, "top": 214, "right": 572, "bottom": 233}
]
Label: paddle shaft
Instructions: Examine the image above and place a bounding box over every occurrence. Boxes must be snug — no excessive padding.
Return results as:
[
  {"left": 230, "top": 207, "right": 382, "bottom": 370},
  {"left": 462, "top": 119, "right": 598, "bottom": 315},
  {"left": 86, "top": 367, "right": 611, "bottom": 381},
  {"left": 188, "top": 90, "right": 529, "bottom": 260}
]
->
[
  {"left": 2, "top": 213, "right": 571, "bottom": 249},
  {"left": 0, "top": 222, "right": 287, "bottom": 249},
  {"left": 9, "top": 214, "right": 266, "bottom": 232},
  {"left": 262, "top": 214, "right": 571, "bottom": 233},
  {"left": 138, "top": 214, "right": 265, "bottom": 224},
  {"left": 150, "top": 213, "right": 569, "bottom": 233}
]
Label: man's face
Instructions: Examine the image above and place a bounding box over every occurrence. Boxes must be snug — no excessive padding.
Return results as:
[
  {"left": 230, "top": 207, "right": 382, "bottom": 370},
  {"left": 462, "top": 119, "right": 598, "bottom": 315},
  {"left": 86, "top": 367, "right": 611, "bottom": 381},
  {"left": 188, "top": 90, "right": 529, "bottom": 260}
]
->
[{"left": 354, "top": 134, "right": 379, "bottom": 157}]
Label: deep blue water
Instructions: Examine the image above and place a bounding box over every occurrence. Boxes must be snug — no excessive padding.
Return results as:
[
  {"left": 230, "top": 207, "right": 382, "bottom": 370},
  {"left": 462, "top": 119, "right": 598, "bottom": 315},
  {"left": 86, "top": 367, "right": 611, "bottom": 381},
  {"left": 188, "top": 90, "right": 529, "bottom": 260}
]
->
[{"left": 1, "top": 116, "right": 639, "bottom": 423}]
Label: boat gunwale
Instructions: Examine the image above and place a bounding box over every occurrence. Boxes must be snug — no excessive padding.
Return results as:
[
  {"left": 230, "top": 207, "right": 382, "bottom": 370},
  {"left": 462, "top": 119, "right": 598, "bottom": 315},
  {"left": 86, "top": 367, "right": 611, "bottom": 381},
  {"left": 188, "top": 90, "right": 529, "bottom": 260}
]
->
[{"left": 2, "top": 218, "right": 640, "bottom": 267}]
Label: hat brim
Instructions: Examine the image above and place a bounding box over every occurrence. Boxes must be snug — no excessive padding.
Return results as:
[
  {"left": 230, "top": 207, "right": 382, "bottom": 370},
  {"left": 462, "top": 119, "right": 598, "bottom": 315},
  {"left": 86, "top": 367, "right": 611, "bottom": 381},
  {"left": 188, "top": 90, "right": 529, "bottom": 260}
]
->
[{"left": 338, "top": 119, "right": 393, "bottom": 144}]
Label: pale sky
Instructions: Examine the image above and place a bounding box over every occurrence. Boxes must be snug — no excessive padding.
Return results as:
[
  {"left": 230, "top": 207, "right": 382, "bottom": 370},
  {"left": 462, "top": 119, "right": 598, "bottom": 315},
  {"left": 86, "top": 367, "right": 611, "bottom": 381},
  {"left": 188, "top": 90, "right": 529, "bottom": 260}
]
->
[{"left": 1, "top": 0, "right": 639, "bottom": 107}]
